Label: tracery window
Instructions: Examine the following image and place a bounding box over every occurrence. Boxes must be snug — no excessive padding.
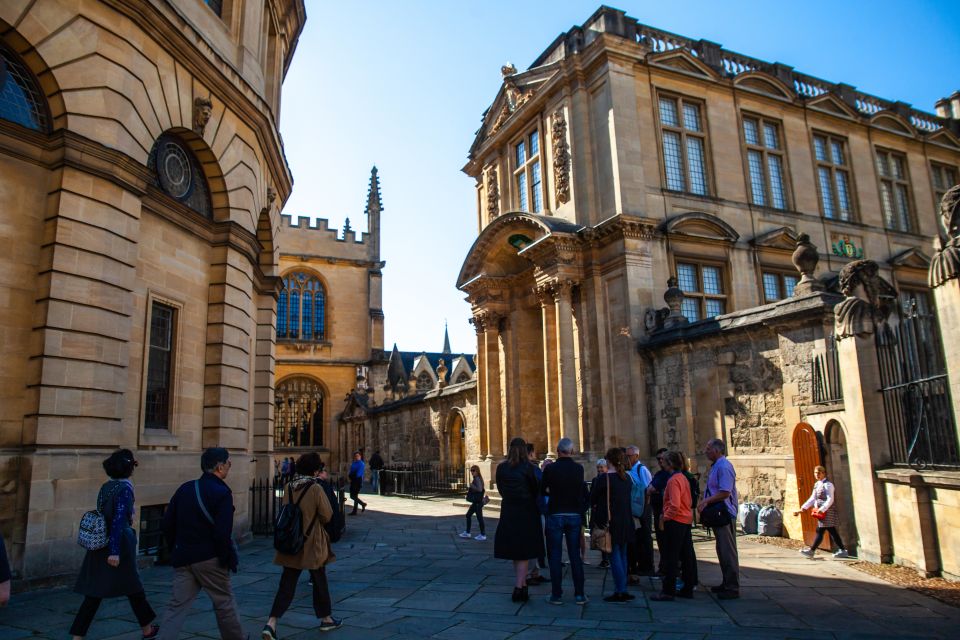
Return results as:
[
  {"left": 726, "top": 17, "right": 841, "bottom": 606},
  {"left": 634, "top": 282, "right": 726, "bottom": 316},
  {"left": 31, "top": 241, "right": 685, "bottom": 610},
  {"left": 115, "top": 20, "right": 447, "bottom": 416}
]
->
[
  {"left": 148, "top": 133, "right": 212, "bottom": 218},
  {"left": 514, "top": 129, "right": 543, "bottom": 213},
  {"left": 813, "top": 133, "right": 854, "bottom": 221},
  {"left": 676, "top": 261, "right": 726, "bottom": 321},
  {"left": 658, "top": 94, "right": 709, "bottom": 195},
  {"left": 0, "top": 42, "right": 50, "bottom": 132},
  {"left": 455, "top": 371, "right": 471, "bottom": 384},
  {"left": 742, "top": 115, "right": 787, "bottom": 209},
  {"left": 876, "top": 148, "right": 913, "bottom": 233},
  {"left": 416, "top": 371, "right": 434, "bottom": 391},
  {"left": 278, "top": 272, "right": 325, "bottom": 341},
  {"left": 274, "top": 377, "right": 324, "bottom": 448}
]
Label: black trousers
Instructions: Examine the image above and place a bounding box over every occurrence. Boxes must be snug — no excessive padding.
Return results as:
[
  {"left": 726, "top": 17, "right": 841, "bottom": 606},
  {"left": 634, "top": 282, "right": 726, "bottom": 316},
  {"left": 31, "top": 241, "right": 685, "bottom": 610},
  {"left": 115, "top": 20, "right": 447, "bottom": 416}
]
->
[
  {"left": 70, "top": 592, "right": 155, "bottom": 636},
  {"left": 349, "top": 481, "right": 366, "bottom": 513},
  {"left": 653, "top": 509, "right": 666, "bottom": 572},
  {"left": 627, "top": 509, "right": 655, "bottom": 574},
  {"left": 465, "top": 502, "right": 485, "bottom": 535},
  {"left": 810, "top": 526, "right": 845, "bottom": 552},
  {"left": 269, "top": 566, "right": 332, "bottom": 619},
  {"left": 660, "top": 520, "right": 697, "bottom": 596}
]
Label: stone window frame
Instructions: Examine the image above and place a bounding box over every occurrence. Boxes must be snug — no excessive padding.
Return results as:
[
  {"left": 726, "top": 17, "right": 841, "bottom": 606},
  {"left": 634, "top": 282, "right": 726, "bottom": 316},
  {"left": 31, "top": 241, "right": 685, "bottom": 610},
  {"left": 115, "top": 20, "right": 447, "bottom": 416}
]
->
[
  {"left": 671, "top": 255, "right": 729, "bottom": 321},
  {"left": 274, "top": 375, "right": 327, "bottom": 450},
  {"left": 655, "top": 90, "right": 713, "bottom": 197},
  {"left": 760, "top": 269, "right": 799, "bottom": 303},
  {"left": 512, "top": 125, "right": 544, "bottom": 213},
  {"left": 810, "top": 130, "right": 857, "bottom": 223},
  {"left": 739, "top": 112, "right": 791, "bottom": 210},
  {"left": 874, "top": 146, "right": 916, "bottom": 233},
  {"left": 138, "top": 292, "right": 184, "bottom": 447},
  {"left": 0, "top": 39, "right": 52, "bottom": 133},
  {"left": 277, "top": 269, "right": 329, "bottom": 344},
  {"left": 930, "top": 161, "right": 957, "bottom": 217}
]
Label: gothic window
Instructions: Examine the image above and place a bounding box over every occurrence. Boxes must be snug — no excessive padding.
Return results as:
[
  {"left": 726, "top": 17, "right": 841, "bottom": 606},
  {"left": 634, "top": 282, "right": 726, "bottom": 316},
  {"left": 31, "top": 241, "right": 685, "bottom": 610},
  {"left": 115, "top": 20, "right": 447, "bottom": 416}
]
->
[
  {"left": 676, "top": 261, "right": 727, "bottom": 321},
  {"left": 145, "top": 302, "right": 176, "bottom": 429},
  {"left": 274, "top": 377, "right": 324, "bottom": 448},
  {"left": 148, "top": 133, "right": 212, "bottom": 218},
  {"left": 514, "top": 128, "right": 543, "bottom": 213},
  {"left": 876, "top": 148, "right": 913, "bottom": 232},
  {"left": 278, "top": 272, "right": 325, "bottom": 341},
  {"left": 416, "top": 371, "right": 434, "bottom": 391},
  {"left": 813, "top": 133, "right": 854, "bottom": 221},
  {"left": 742, "top": 115, "right": 788, "bottom": 209},
  {"left": 0, "top": 42, "right": 50, "bottom": 132},
  {"left": 658, "top": 94, "right": 709, "bottom": 195},
  {"left": 455, "top": 371, "right": 471, "bottom": 384}
]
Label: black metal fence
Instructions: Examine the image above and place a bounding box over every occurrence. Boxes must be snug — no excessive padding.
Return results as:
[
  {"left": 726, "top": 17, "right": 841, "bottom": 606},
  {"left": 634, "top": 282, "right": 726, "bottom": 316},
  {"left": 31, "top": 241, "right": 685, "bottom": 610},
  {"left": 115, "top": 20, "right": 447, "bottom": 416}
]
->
[
  {"left": 876, "top": 303, "right": 959, "bottom": 469},
  {"left": 379, "top": 463, "right": 467, "bottom": 499},
  {"left": 250, "top": 476, "right": 346, "bottom": 536},
  {"left": 812, "top": 335, "right": 843, "bottom": 404}
]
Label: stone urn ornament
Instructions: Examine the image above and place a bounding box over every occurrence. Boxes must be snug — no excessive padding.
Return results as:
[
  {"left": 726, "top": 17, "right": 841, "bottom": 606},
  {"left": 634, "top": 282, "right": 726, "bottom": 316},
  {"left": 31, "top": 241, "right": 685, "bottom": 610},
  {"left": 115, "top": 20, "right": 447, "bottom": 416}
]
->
[
  {"left": 791, "top": 233, "right": 824, "bottom": 295},
  {"left": 663, "top": 277, "right": 688, "bottom": 328}
]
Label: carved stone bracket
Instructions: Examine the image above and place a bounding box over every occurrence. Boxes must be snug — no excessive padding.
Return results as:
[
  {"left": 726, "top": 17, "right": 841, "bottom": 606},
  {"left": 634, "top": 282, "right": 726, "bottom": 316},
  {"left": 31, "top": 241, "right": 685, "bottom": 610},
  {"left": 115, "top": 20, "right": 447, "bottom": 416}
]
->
[
  {"left": 552, "top": 109, "right": 571, "bottom": 205},
  {"left": 834, "top": 259, "right": 897, "bottom": 339},
  {"left": 930, "top": 184, "right": 960, "bottom": 289},
  {"left": 193, "top": 96, "right": 213, "bottom": 136},
  {"left": 485, "top": 166, "right": 500, "bottom": 218}
]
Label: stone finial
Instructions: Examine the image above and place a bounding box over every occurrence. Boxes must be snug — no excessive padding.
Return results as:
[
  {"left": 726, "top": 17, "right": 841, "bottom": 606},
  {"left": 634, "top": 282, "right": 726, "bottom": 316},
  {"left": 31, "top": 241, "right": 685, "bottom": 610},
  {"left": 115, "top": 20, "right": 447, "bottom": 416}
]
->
[
  {"left": 436, "top": 359, "right": 448, "bottom": 389},
  {"left": 365, "top": 166, "right": 383, "bottom": 215},
  {"left": 343, "top": 217, "right": 352, "bottom": 234},
  {"left": 193, "top": 96, "right": 213, "bottom": 135},
  {"left": 834, "top": 259, "right": 898, "bottom": 339},
  {"left": 663, "top": 277, "right": 688, "bottom": 328},
  {"left": 791, "top": 233, "right": 824, "bottom": 295},
  {"left": 930, "top": 184, "right": 960, "bottom": 288},
  {"left": 501, "top": 63, "right": 517, "bottom": 77}
]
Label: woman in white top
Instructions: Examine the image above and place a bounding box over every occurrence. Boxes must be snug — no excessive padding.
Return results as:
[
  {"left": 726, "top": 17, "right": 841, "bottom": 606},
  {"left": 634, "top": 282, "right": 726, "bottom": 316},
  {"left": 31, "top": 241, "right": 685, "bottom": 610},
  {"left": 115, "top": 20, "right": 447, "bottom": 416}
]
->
[{"left": 793, "top": 465, "right": 848, "bottom": 559}]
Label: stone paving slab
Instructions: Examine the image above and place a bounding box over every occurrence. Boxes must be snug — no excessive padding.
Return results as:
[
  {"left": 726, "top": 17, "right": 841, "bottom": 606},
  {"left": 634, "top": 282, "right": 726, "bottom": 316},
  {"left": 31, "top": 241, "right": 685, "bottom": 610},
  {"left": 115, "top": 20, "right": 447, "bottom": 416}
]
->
[{"left": 2, "top": 492, "right": 959, "bottom": 639}]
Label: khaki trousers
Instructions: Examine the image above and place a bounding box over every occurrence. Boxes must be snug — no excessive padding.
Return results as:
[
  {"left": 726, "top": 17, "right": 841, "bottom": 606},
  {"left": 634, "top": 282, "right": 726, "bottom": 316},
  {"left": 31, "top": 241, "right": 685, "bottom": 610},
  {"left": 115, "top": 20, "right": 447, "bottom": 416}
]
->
[
  {"left": 713, "top": 520, "right": 740, "bottom": 592},
  {"left": 157, "top": 557, "right": 244, "bottom": 640}
]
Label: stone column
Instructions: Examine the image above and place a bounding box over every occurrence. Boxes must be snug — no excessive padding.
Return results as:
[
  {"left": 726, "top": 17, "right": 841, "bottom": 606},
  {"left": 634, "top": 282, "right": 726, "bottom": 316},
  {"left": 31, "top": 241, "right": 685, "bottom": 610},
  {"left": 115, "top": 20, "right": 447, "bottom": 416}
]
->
[
  {"left": 834, "top": 260, "right": 895, "bottom": 563},
  {"left": 537, "top": 284, "right": 560, "bottom": 457},
  {"left": 554, "top": 280, "right": 580, "bottom": 450},
  {"left": 481, "top": 311, "right": 505, "bottom": 460},
  {"left": 929, "top": 185, "right": 960, "bottom": 428},
  {"left": 252, "top": 288, "right": 279, "bottom": 479},
  {"left": 472, "top": 316, "right": 489, "bottom": 460}
]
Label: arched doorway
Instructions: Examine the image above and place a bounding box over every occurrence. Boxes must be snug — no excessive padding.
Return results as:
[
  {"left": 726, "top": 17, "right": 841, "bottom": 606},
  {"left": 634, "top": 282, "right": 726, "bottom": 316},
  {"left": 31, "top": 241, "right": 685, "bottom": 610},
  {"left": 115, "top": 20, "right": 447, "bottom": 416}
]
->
[
  {"left": 825, "top": 420, "right": 858, "bottom": 556},
  {"left": 448, "top": 410, "right": 467, "bottom": 473},
  {"left": 792, "top": 422, "right": 823, "bottom": 547}
]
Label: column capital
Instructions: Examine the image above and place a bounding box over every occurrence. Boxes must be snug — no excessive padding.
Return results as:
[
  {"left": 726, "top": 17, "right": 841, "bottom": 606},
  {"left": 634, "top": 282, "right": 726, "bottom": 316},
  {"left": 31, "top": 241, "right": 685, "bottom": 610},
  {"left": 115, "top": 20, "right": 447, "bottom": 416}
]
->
[
  {"left": 471, "top": 309, "right": 504, "bottom": 334},
  {"left": 535, "top": 278, "right": 578, "bottom": 305}
]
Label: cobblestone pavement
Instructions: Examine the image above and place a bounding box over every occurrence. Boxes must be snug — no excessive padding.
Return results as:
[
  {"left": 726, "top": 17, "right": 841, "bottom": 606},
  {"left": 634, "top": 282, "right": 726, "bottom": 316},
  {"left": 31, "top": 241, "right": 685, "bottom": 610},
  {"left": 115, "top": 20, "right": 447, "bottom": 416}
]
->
[{"left": 2, "top": 493, "right": 958, "bottom": 639}]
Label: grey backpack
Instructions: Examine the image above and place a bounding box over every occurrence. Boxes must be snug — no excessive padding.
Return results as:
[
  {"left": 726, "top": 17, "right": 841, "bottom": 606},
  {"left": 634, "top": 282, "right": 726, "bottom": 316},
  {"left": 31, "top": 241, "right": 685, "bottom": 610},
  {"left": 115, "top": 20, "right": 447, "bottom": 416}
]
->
[{"left": 77, "top": 483, "right": 119, "bottom": 550}]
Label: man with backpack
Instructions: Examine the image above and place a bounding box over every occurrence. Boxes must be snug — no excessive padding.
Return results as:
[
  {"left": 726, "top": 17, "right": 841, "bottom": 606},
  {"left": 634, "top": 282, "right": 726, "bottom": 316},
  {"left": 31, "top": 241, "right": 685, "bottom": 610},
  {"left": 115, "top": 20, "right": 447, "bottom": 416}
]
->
[
  {"left": 625, "top": 446, "right": 655, "bottom": 580},
  {"left": 158, "top": 448, "right": 243, "bottom": 640},
  {"left": 262, "top": 453, "right": 341, "bottom": 639}
]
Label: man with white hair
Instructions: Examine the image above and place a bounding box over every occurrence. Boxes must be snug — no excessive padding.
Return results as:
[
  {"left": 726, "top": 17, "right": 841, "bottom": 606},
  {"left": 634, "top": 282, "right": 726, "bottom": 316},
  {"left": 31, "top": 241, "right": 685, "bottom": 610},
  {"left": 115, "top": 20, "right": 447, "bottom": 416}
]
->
[
  {"left": 541, "top": 437, "right": 587, "bottom": 605},
  {"left": 698, "top": 438, "right": 740, "bottom": 599}
]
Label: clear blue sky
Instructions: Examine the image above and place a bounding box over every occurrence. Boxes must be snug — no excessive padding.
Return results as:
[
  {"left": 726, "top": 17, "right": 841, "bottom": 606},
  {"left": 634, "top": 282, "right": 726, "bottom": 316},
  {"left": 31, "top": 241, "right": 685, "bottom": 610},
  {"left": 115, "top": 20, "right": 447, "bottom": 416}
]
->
[{"left": 278, "top": 1, "right": 960, "bottom": 354}]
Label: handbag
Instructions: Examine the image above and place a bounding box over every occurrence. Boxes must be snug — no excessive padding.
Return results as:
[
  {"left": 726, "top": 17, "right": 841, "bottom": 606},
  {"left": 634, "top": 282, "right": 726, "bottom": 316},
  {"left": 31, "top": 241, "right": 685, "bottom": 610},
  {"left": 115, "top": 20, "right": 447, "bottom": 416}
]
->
[
  {"left": 700, "top": 499, "right": 733, "bottom": 528},
  {"left": 811, "top": 509, "right": 826, "bottom": 521},
  {"left": 482, "top": 494, "right": 490, "bottom": 506},
  {"left": 590, "top": 475, "right": 613, "bottom": 554}
]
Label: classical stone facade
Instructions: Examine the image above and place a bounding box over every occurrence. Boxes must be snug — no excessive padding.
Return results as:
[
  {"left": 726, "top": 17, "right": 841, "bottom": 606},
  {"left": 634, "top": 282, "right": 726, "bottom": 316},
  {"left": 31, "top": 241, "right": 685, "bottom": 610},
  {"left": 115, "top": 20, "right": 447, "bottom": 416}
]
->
[
  {"left": 459, "top": 6, "right": 960, "bottom": 577},
  {"left": 0, "top": 0, "right": 305, "bottom": 581}
]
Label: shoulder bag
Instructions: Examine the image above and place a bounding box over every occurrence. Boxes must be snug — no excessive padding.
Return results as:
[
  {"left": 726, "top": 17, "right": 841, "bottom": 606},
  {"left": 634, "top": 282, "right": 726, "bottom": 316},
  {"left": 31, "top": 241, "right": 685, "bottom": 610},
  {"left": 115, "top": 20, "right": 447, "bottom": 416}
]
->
[
  {"left": 590, "top": 475, "right": 613, "bottom": 553},
  {"left": 700, "top": 499, "right": 733, "bottom": 528}
]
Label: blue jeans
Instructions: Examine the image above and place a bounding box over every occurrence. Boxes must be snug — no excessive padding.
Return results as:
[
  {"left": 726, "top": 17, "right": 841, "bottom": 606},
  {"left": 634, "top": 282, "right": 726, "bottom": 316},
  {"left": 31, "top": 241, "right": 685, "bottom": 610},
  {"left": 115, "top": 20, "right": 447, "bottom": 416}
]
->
[
  {"left": 610, "top": 543, "right": 628, "bottom": 593},
  {"left": 371, "top": 470, "right": 379, "bottom": 494},
  {"left": 545, "top": 514, "right": 585, "bottom": 598}
]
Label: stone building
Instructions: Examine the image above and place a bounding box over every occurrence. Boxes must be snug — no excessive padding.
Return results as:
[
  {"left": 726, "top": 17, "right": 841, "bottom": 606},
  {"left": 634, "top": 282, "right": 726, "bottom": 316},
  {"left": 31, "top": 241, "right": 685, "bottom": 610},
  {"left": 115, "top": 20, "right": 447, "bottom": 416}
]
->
[
  {"left": 459, "top": 6, "right": 960, "bottom": 577},
  {"left": 0, "top": 0, "right": 305, "bottom": 580}
]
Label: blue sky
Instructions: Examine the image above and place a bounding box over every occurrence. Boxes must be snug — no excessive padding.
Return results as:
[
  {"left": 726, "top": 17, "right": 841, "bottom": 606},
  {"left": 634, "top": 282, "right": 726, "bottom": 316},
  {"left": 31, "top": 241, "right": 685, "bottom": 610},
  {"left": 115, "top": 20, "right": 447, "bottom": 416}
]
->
[{"left": 278, "top": 1, "right": 960, "bottom": 354}]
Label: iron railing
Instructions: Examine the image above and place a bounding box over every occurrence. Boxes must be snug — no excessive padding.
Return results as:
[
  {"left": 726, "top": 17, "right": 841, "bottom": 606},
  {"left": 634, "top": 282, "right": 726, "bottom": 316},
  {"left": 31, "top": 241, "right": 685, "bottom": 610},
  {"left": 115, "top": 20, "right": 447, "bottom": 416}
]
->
[
  {"left": 250, "top": 476, "right": 346, "bottom": 536},
  {"left": 379, "top": 463, "right": 467, "bottom": 499},
  {"left": 812, "top": 336, "right": 843, "bottom": 404},
  {"left": 876, "top": 303, "right": 959, "bottom": 469}
]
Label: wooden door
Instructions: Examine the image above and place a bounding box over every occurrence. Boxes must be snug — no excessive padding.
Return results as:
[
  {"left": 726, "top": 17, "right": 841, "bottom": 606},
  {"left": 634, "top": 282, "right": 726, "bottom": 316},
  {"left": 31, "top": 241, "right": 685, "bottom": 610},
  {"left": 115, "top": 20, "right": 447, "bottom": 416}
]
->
[{"left": 792, "top": 422, "right": 822, "bottom": 547}]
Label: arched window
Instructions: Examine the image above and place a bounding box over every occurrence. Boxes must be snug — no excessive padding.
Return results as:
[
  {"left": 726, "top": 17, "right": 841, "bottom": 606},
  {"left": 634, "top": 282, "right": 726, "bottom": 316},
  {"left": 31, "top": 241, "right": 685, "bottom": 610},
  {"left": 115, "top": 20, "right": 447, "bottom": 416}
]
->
[
  {"left": 416, "top": 371, "right": 434, "bottom": 391},
  {"left": 147, "top": 133, "right": 212, "bottom": 218},
  {"left": 0, "top": 41, "right": 50, "bottom": 132},
  {"left": 278, "top": 272, "right": 326, "bottom": 341},
  {"left": 455, "top": 371, "right": 471, "bottom": 384},
  {"left": 274, "top": 377, "right": 324, "bottom": 448}
]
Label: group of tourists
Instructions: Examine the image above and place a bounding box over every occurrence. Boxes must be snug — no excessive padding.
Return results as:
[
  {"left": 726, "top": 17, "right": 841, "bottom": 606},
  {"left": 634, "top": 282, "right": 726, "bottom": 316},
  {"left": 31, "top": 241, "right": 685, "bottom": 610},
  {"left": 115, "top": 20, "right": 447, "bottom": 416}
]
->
[
  {"left": 484, "top": 436, "right": 745, "bottom": 604},
  {"left": 67, "top": 448, "right": 345, "bottom": 639}
]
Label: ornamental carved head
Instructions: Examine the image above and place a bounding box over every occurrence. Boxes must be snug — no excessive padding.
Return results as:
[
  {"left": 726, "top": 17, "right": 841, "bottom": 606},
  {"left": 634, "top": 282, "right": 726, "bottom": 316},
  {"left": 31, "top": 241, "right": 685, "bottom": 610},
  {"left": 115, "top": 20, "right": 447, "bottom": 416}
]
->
[
  {"left": 837, "top": 258, "right": 897, "bottom": 320},
  {"left": 193, "top": 96, "right": 213, "bottom": 135},
  {"left": 940, "top": 184, "right": 960, "bottom": 240}
]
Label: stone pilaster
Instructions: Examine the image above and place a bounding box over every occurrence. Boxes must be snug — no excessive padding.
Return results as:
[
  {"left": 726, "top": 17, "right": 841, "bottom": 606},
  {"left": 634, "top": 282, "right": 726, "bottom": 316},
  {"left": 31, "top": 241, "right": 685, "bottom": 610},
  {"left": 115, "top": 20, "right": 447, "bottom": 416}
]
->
[
  {"left": 554, "top": 280, "right": 580, "bottom": 451},
  {"left": 479, "top": 311, "right": 505, "bottom": 460},
  {"left": 252, "top": 290, "right": 278, "bottom": 479},
  {"left": 537, "top": 284, "right": 561, "bottom": 457}
]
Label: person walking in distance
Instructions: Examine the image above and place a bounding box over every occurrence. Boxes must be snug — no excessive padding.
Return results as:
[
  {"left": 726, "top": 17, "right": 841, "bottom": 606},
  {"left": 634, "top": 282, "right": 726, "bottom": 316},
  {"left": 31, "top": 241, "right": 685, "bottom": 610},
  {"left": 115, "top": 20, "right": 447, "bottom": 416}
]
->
[
  {"left": 625, "top": 445, "right": 654, "bottom": 581},
  {"left": 157, "top": 448, "right": 243, "bottom": 640},
  {"left": 369, "top": 450, "right": 385, "bottom": 495},
  {"left": 347, "top": 451, "right": 367, "bottom": 515},
  {"left": 494, "top": 437, "right": 543, "bottom": 602},
  {"left": 698, "top": 438, "right": 740, "bottom": 600},
  {"left": 261, "top": 453, "right": 341, "bottom": 639},
  {"left": 459, "top": 466, "right": 487, "bottom": 541},
  {"left": 650, "top": 451, "right": 698, "bottom": 601},
  {"left": 593, "top": 448, "right": 636, "bottom": 603},
  {"left": 69, "top": 450, "right": 159, "bottom": 639},
  {"left": 795, "top": 465, "right": 850, "bottom": 559},
  {"left": 541, "top": 438, "right": 588, "bottom": 605}
]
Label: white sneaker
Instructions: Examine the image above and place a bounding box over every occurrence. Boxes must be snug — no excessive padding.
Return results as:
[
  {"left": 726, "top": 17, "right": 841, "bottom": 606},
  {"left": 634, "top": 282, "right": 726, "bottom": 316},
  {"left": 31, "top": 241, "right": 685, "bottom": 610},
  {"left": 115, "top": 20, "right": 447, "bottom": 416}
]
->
[
  {"left": 458, "top": 531, "right": 472, "bottom": 538},
  {"left": 474, "top": 534, "right": 487, "bottom": 541},
  {"left": 833, "top": 549, "right": 849, "bottom": 559}
]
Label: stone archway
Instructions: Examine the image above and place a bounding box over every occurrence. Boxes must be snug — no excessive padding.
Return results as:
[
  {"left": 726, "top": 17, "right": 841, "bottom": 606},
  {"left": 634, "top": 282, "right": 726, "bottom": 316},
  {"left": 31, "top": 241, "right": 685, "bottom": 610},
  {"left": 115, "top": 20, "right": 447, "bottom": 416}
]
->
[
  {"left": 447, "top": 409, "right": 467, "bottom": 473},
  {"left": 825, "top": 420, "right": 859, "bottom": 556}
]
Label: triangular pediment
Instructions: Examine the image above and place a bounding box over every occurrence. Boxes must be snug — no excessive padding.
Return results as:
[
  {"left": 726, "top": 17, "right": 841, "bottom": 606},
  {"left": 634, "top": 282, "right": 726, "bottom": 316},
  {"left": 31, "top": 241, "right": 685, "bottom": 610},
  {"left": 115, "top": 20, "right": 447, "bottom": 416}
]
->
[
  {"left": 808, "top": 93, "right": 859, "bottom": 119},
  {"left": 750, "top": 226, "right": 798, "bottom": 251},
  {"left": 871, "top": 112, "right": 915, "bottom": 136},
  {"left": 928, "top": 129, "right": 960, "bottom": 151},
  {"left": 341, "top": 392, "right": 369, "bottom": 419},
  {"left": 475, "top": 64, "right": 559, "bottom": 143},
  {"left": 648, "top": 49, "right": 719, "bottom": 80},
  {"left": 662, "top": 212, "right": 739, "bottom": 243},
  {"left": 734, "top": 72, "right": 793, "bottom": 100},
  {"left": 888, "top": 247, "right": 931, "bottom": 269}
]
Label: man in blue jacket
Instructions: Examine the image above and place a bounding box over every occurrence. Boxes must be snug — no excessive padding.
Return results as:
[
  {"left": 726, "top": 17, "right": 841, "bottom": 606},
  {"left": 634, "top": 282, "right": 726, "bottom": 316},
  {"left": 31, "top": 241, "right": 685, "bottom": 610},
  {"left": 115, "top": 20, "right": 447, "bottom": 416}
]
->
[{"left": 158, "top": 448, "right": 244, "bottom": 639}]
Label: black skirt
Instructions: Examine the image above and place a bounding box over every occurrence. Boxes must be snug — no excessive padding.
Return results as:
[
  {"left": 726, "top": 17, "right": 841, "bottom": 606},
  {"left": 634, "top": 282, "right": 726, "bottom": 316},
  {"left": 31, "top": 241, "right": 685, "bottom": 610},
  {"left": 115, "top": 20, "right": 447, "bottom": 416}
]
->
[
  {"left": 494, "top": 499, "right": 544, "bottom": 560},
  {"left": 74, "top": 527, "right": 144, "bottom": 598}
]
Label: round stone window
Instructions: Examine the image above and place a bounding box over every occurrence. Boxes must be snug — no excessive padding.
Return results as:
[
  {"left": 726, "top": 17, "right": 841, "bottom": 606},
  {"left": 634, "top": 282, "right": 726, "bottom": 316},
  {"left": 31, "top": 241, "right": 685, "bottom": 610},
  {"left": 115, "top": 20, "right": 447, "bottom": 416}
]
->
[{"left": 148, "top": 133, "right": 212, "bottom": 218}]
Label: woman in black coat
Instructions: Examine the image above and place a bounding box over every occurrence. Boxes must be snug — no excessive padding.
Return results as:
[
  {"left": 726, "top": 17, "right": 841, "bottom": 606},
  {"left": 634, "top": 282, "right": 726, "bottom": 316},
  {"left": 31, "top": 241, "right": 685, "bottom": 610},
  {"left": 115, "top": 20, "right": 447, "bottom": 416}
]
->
[
  {"left": 70, "top": 450, "right": 159, "bottom": 639},
  {"left": 494, "top": 437, "right": 543, "bottom": 602},
  {"left": 591, "top": 447, "right": 635, "bottom": 603}
]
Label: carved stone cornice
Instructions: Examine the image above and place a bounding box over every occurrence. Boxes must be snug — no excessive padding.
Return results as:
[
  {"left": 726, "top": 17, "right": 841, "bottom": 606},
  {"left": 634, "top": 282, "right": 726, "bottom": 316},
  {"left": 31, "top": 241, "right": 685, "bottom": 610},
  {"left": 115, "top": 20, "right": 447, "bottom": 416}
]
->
[
  {"left": 585, "top": 214, "right": 659, "bottom": 246},
  {"left": 552, "top": 109, "right": 571, "bottom": 205},
  {"left": 930, "top": 184, "right": 960, "bottom": 289}
]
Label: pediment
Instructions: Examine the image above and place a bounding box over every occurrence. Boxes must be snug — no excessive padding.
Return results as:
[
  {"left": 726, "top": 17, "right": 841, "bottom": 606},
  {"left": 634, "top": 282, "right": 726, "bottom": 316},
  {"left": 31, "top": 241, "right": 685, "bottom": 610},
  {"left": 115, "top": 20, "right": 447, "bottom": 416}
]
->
[
  {"left": 341, "top": 393, "right": 369, "bottom": 419},
  {"left": 648, "top": 49, "right": 719, "bottom": 80},
  {"left": 449, "top": 356, "right": 474, "bottom": 383},
  {"left": 750, "top": 226, "right": 798, "bottom": 251},
  {"left": 477, "top": 65, "right": 559, "bottom": 141},
  {"left": 807, "top": 93, "right": 859, "bottom": 119},
  {"left": 928, "top": 129, "right": 960, "bottom": 151},
  {"left": 871, "top": 112, "right": 915, "bottom": 136},
  {"left": 888, "top": 247, "right": 931, "bottom": 270},
  {"left": 734, "top": 72, "right": 793, "bottom": 100},
  {"left": 662, "top": 212, "right": 739, "bottom": 243}
]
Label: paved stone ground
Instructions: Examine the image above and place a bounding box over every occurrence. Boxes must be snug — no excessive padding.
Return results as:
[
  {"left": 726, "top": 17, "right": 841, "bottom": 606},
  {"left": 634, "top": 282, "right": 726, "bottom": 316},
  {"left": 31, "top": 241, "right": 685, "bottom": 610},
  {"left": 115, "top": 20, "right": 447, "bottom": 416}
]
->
[{"left": 2, "top": 494, "right": 958, "bottom": 639}]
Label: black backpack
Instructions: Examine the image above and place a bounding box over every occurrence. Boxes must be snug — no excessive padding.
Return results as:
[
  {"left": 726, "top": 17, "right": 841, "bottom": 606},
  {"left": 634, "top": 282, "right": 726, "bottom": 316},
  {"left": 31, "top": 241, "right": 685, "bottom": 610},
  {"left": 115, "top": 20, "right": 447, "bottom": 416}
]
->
[
  {"left": 273, "top": 482, "right": 320, "bottom": 555},
  {"left": 320, "top": 480, "right": 345, "bottom": 543}
]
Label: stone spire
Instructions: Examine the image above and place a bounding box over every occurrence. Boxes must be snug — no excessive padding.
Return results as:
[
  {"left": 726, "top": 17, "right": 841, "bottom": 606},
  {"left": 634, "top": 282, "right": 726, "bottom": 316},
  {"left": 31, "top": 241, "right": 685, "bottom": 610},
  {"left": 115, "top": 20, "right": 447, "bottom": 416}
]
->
[
  {"left": 442, "top": 321, "right": 451, "bottom": 355},
  {"left": 365, "top": 165, "right": 382, "bottom": 260}
]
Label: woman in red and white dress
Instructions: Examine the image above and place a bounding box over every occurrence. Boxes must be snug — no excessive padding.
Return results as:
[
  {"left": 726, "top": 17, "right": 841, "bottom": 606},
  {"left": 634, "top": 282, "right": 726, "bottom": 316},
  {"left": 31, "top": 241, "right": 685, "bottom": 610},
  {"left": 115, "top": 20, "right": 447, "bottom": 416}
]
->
[{"left": 794, "top": 465, "right": 849, "bottom": 559}]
